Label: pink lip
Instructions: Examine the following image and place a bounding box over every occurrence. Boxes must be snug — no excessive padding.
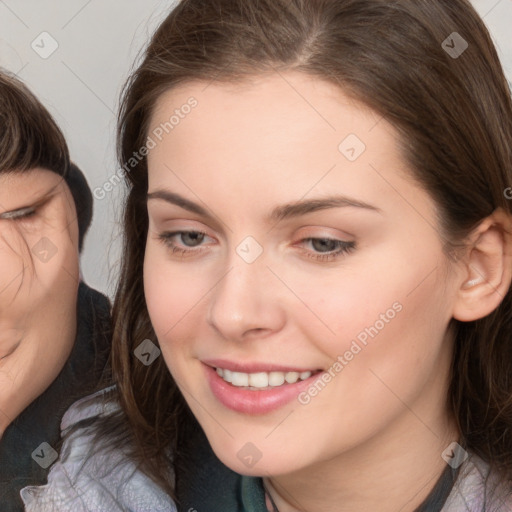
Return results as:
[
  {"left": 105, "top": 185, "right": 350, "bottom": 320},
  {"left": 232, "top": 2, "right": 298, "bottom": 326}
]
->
[
  {"left": 203, "top": 362, "right": 320, "bottom": 415},
  {"left": 202, "top": 358, "right": 316, "bottom": 373}
]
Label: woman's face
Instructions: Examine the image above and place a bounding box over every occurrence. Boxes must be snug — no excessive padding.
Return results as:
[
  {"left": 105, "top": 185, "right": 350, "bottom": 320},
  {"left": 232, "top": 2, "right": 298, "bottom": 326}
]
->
[
  {"left": 144, "top": 72, "right": 460, "bottom": 476},
  {"left": 0, "top": 168, "right": 79, "bottom": 435}
]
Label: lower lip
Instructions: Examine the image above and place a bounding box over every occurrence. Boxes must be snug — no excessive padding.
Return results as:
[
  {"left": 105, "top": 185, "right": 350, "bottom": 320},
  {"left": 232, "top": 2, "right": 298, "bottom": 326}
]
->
[{"left": 204, "top": 364, "right": 319, "bottom": 415}]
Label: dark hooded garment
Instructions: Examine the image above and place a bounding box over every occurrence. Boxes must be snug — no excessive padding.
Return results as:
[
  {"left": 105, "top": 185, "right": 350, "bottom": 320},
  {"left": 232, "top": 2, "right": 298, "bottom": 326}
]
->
[{"left": 0, "top": 282, "right": 111, "bottom": 512}]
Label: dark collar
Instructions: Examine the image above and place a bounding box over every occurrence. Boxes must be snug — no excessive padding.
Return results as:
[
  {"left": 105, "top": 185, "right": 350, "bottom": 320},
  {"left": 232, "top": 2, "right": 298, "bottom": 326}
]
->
[
  {"left": 239, "top": 462, "right": 460, "bottom": 512},
  {"left": 0, "top": 282, "right": 111, "bottom": 512},
  {"left": 415, "top": 460, "right": 461, "bottom": 512}
]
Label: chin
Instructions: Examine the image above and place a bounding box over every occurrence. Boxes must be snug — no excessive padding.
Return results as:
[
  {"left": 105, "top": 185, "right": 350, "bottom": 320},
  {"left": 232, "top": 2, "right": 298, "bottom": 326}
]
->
[{"left": 204, "top": 431, "right": 304, "bottom": 478}]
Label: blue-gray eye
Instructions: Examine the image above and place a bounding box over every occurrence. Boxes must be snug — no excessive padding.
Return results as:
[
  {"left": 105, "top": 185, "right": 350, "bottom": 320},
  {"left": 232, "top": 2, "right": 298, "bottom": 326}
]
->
[
  {"left": 310, "top": 238, "right": 345, "bottom": 253},
  {"left": 180, "top": 231, "right": 205, "bottom": 246}
]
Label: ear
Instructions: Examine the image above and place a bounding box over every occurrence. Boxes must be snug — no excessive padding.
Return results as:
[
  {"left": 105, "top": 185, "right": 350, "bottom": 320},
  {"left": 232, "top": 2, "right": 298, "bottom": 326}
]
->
[{"left": 452, "top": 208, "right": 512, "bottom": 322}]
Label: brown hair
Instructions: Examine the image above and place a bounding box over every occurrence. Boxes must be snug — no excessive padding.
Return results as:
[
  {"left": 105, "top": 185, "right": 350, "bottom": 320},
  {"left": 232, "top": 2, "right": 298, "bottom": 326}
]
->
[
  {"left": 0, "top": 69, "right": 69, "bottom": 178},
  {"left": 108, "top": 0, "right": 512, "bottom": 497}
]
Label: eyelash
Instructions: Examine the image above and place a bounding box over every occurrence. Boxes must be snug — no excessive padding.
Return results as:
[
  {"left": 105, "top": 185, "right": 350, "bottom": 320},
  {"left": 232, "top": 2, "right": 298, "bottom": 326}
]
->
[
  {"left": 157, "top": 231, "right": 356, "bottom": 262},
  {"left": 300, "top": 238, "right": 356, "bottom": 261},
  {"left": 16, "top": 208, "right": 36, "bottom": 220},
  {"left": 0, "top": 207, "right": 37, "bottom": 221}
]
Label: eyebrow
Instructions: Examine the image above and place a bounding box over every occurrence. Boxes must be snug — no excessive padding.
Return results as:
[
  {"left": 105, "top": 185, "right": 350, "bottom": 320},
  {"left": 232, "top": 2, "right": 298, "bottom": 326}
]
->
[
  {"left": 147, "top": 189, "right": 381, "bottom": 223},
  {"left": 268, "top": 196, "right": 382, "bottom": 222}
]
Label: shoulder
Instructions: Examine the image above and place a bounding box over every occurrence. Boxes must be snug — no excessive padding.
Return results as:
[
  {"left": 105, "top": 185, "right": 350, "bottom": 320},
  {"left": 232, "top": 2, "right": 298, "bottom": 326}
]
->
[
  {"left": 78, "top": 280, "right": 111, "bottom": 312},
  {"left": 442, "top": 452, "right": 512, "bottom": 511},
  {"left": 20, "top": 387, "right": 177, "bottom": 512},
  {"left": 59, "top": 384, "right": 118, "bottom": 430}
]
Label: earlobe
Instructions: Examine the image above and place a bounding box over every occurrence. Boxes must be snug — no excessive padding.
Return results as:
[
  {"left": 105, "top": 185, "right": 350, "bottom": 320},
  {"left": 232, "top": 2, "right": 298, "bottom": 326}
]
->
[{"left": 452, "top": 208, "right": 512, "bottom": 323}]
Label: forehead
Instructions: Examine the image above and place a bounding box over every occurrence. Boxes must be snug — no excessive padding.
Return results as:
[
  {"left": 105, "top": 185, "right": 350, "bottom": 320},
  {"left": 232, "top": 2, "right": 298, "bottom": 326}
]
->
[
  {"left": 146, "top": 72, "right": 441, "bottom": 252},
  {"left": 0, "top": 167, "right": 65, "bottom": 187},
  {"left": 150, "top": 71, "right": 381, "bottom": 135},
  {"left": 0, "top": 168, "right": 69, "bottom": 209},
  {"left": 147, "top": 72, "right": 410, "bottom": 193}
]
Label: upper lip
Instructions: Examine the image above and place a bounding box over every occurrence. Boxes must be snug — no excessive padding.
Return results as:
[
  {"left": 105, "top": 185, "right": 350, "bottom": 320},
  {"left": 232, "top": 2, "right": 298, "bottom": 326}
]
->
[{"left": 202, "top": 359, "right": 320, "bottom": 373}]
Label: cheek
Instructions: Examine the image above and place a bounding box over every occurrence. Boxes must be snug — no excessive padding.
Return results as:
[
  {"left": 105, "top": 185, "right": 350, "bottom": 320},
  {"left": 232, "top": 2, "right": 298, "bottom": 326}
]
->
[
  {"left": 0, "top": 333, "right": 70, "bottom": 430},
  {"left": 28, "top": 235, "right": 79, "bottom": 313},
  {"left": 0, "top": 248, "right": 25, "bottom": 308},
  {"left": 0, "top": 222, "right": 79, "bottom": 358},
  {"left": 316, "top": 271, "right": 450, "bottom": 414},
  {"left": 273, "top": 257, "right": 398, "bottom": 352},
  {"left": 143, "top": 245, "right": 208, "bottom": 352},
  {"left": 0, "top": 228, "right": 40, "bottom": 315},
  {"left": 290, "top": 243, "right": 450, "bottom": 373}
]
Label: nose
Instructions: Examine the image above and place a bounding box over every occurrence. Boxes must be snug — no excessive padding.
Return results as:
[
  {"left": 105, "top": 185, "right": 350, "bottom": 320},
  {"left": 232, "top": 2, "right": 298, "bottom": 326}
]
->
[{"left": 206, "top": 254, "right": 286, "bottom": 342}]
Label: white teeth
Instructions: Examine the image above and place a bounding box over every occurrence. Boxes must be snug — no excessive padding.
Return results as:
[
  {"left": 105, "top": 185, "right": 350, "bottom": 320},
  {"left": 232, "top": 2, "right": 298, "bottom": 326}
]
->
[
  {"left": 216, "top": 368, "right": 314, "bottom": 388},
  {"left": 248, "top": 372, "right": 269, "bottom": 388},
  {"left": 285, "top": 372, "right": 300, "bottom": 384},
  {"left": 268, "top": 371, "right": 285, "bottom": 386},
  {"left": 231, "top": 372, "right": 249, "bottom": 387}
]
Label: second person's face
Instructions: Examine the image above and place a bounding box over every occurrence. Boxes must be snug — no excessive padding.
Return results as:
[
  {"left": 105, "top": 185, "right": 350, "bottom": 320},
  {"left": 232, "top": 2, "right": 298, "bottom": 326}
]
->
[{"left": 0, "top": 168, "right": 79, "bottom": 435}]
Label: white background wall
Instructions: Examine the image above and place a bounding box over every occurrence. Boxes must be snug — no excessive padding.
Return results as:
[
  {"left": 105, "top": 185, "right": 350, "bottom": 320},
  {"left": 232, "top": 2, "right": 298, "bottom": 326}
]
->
[{"left": 1, "top": 0, "right": 511, "bottom": 299}]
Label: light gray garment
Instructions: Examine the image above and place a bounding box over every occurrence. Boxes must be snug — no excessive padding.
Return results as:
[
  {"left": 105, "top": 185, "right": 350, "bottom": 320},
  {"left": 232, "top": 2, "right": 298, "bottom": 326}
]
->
[
  {"left": 441, "top": 454, "right": 512, "bottom": 511},
  {"left": 20, "top": 387, "right": 176, "bottom": 512},
  {"left": 20, "top": 387, "right": 512, "bottom": 511}
]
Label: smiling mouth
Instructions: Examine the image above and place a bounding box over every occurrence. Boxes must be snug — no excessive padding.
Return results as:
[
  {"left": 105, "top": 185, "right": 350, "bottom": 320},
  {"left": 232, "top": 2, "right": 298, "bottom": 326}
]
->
[{"left": 215, "top": 367, "right": 321, "bottom": 390}]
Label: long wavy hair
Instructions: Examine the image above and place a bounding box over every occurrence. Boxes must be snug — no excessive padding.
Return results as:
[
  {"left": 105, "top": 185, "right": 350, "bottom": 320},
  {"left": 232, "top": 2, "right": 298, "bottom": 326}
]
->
[{"left": 103, "top": 0, "right": 512, "bottom": 498}]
